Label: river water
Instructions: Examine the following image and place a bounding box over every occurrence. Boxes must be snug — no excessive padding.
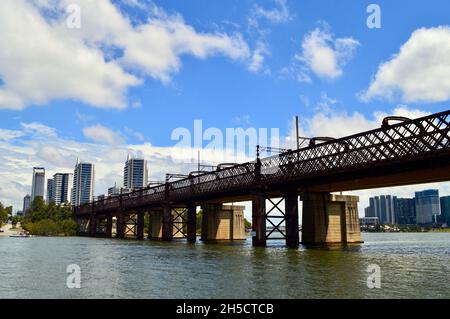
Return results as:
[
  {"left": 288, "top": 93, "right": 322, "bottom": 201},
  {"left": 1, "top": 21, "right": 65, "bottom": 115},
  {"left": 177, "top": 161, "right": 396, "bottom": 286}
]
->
[{"left": 0, "top": 233, "right": 449, "bottom": 299}]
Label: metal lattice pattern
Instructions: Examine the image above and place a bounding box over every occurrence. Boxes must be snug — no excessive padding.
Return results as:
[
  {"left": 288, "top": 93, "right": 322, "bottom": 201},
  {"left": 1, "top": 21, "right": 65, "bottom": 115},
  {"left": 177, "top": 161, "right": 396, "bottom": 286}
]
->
[
  {"left": 74, "top": 111, "right": 450, "bottom": 216},
  {"left": 266, "top": 198, "right": 286, "bottom": 240},
  {"left": 171, "top": 208, "right": 188, "bottom": 239},
  {"left": 125, "top": 214, "right": 137, "bottom": 237}
]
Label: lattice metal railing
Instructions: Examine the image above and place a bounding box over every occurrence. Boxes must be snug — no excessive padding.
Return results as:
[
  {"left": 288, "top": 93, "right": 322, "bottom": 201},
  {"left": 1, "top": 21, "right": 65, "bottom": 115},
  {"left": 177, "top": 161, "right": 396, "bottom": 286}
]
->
[{"left": 74, "top": 110, "right": 450, "bottom": 216}]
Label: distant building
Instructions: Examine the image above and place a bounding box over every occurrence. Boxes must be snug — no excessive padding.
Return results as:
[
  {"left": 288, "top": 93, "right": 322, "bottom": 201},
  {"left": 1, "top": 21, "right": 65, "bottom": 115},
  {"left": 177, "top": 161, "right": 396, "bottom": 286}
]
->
[
  {"left": 46, "top": 178, "right": 54, "bottom": 204},
  {"left": 71, "top": 160, "right": 95, "bottom": 206},
  {"left": 108, "top": 183, "right": 121, "bottom": 196},
  {"left": 48, "top": 173, "right": 73, "bottom": 205},
  {"left": 365, "top": 195, "right": 396, "bottom": 224},
  {"left": 360, "top": 217, "right": 380, "bottom": 226},
  {"left": 440, "top": 196, "right": 450, "bottom": 225},
  {"left": 123, "top": 155, "right": 148, "bottom": 190},
  {"left": 23, "top": 194, "right": 31, "bottom": 213},
  {"left": 31, "top": 167, "right": 45, "bottom": 201},
  {"left": 395, "top": 198, "right": 416, "bottom": 225},
  {"left": 16, "top": 211, "right": 24, "bottom": 217},
  {"left": 415, "top": 189, "right": 441, "bottom": 224}
]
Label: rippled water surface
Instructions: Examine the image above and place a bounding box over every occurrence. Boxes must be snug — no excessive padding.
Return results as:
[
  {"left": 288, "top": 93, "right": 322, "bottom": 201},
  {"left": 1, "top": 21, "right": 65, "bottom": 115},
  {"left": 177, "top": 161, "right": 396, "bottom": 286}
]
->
[{"left": 1, "top": 233, "right": 449, "bottom": 298}]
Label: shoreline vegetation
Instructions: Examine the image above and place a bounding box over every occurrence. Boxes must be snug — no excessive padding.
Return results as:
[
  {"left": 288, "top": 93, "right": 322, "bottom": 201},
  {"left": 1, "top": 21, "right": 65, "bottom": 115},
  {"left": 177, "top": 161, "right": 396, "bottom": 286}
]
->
[
  {"left": 20, "top": 197, "right": 77, "bottom": 236},
  {"left": 361, "top": 224, "right": 450, "bottom": 233}
]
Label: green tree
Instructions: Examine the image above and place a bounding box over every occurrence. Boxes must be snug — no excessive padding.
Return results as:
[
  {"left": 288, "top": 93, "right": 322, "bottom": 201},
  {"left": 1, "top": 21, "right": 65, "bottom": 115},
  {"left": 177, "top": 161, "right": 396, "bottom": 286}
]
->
[
  {"left": 196, "top": 210, "right": 203, "bottom": 234},
  {"left": 0, "top": 202, "right": 10, "bottom": 228},
  {"left": 244, "top": 218, "right": 252, "bottom": 230},
  {"left": 21, "top": 197, "right": 77, "bottom": 236},
  {"left": 10, "top": 215, "right": 22, "bottom": 228}
]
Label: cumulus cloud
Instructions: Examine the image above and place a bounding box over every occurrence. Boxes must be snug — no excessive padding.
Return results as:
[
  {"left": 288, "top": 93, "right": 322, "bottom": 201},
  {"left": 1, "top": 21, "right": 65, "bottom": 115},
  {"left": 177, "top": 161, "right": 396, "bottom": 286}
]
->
[
  {"left": 293, "top": 25, "right": 359, "bottom": 81},
  {"left": 83, "top": 124, "right": 126, "bottom": 146},
  {"left": 361, "top": 26, "right": 450, "bottom": 103},
  {"left": 0, "top": 0, "right": 250, "bottom": 110}
]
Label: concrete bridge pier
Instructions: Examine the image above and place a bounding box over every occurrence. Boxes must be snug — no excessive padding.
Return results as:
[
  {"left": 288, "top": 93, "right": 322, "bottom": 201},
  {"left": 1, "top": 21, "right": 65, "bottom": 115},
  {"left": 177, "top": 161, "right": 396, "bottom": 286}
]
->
[
  {"left": 148, "top": 205, "right": 188, "bottom": 240},
  {"left": 89, "top": 214, "right": 97, "bottom": 237},
  {"left": 252, "top": 191, "right": 300, "bottom": 248},
  {"left": 105, "top": 215, "right": 113, "bottom": 238},
  {"left": 116, "top": 211, "right": 125, "bottom": 239},
  {"left": 284, "top": 192, "right": 300, "bottom": 248},
  {"left": 136, "top": 210, "right": 145, "bottom": 240},
  {"left": 301, "top": 193, "right": 362, "bottom": 245},
  {"left": 186, "top": 203, "right": 197, "bottom": 243},
  {"left": 201, "top": 204, "right": 246, "bottom": 241},
  {"left": 252, "top": 192, "right": 266, "bottom": 247},
  {"left": 161, "top": 204, "right": 173, "bottom": 241}
]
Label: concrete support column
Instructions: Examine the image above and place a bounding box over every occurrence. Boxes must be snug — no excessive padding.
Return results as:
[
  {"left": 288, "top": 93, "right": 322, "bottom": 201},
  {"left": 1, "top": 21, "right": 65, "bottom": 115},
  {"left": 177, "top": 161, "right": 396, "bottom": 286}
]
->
[
  {"left": 161, "top": 204, "right": 172, "bottom": 241},
  {"left": 252, "top": 192, "right": 266, "bottom": 247},
  {"left": 89, "top": 214, "right": 97, "bottom": 237},
  {"left": 301, "top": 193, "right": 362, "bottom": 245},
  {"left": 106, "top": 215, "right": 113, "bottom": 238},
  {"left": 285, "top": 193, "right": 300, "bottom": 248},
  {"left": 136, "top": 210, "right": 145, "bottom": 240},
  {"left": 201, "top": 204, "right": 246, "bottom": 241},
  {"left": 116, "top": 212, "right": 125, "bottom": 239},
  {"left": 187, "top": 203, "right": 197, "bottom": 243}
]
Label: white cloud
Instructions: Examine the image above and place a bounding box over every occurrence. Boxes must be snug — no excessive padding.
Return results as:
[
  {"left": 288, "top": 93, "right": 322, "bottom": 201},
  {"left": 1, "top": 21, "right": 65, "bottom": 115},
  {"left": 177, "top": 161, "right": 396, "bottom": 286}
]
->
[
  {"left": 20, "top": 122, "right": 57, "bottom": 138},
  {"left": 0, "top": 0, "right": 250, "bottom": 110},
  {"left": 361, "top": 26, "right": 450, "bottom": 103},
  {"left": 124, "top": 127, "right": 145, "bottom": 142},
  {"left": 247, "top": 0, "right": 292, "bottom": 74},
  {"left": 294, "top": 25, "right": 359, "bottom": 81},
  {"left": 250, "top": 0, "right": 292, "bottom": 26},
  {"left": 83, "top": 124, "right": 125, "bottom": 146},
  {"left": 0, "top": 129, "right": 24, "bottom": 141},
  {"left": 248, "top": 42, "right": 270, "bottom": 73}
]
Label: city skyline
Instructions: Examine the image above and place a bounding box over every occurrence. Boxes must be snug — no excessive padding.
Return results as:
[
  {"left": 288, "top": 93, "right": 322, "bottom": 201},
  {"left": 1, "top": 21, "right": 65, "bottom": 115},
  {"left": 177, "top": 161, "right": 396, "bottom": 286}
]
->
[{"left": 364, "top": 190, "right": 449, "bottom": 226}]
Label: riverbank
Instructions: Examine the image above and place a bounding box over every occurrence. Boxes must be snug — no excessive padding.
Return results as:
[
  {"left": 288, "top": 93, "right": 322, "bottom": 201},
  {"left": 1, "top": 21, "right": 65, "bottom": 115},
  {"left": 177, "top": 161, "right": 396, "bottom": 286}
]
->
[{"left": 0, "top": 223, "right": 24, "bottom": 237}]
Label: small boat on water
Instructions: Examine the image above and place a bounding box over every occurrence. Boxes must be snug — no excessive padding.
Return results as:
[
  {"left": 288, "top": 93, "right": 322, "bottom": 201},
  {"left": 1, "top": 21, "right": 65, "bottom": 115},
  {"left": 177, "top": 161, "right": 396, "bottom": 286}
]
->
[{"left": 10, "top": 232, "right": 32, "bottom": 238}]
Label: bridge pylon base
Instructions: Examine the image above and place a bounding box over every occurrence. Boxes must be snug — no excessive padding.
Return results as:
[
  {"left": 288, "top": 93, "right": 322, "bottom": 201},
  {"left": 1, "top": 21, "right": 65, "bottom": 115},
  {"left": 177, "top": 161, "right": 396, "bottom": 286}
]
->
[
  {"left": 201, "top": 204, "right": 246, "bottom": 241},
  {"left": 301, "top": 193, "right": 362, "bottom": 245}
]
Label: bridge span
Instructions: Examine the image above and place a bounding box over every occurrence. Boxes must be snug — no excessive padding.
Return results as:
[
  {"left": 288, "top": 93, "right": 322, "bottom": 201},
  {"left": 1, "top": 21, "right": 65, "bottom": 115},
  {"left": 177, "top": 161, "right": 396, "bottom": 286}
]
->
[{"left": 73, "top": 110, "right": 450, "bottom": 247}]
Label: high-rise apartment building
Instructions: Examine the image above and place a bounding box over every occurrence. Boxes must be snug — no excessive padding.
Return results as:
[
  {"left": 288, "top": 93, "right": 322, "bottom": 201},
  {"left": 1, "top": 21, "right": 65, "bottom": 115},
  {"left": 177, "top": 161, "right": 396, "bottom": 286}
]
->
[
  {"left": 365, "top": 195, "right": 396, "bottom": 224},
  {"left": 71, "top": 160, "right": 95, "bottom": 206},
  {"left": 440, "top": 196, "right": 450, "bottom": 225},
  {"left": 47, "top": 173, "right": 73, "bottom": 205},
  {"left": 47, "top": 179, "right": 54, "bottom": 204},
  {"left": 395, "top": 198, "right": 416, "bottom": 225},
  {"left": 415, "top": 189, "right": 441, "bottom": 224},
  {"left": 23, "top": 194, "right": 31, "bottom": 213},
  {"left": 123, "top": 155, "right": 148, "bottom": 190},
  {"left": 31, "top": 167, "right": 45, "bottom": 201}
]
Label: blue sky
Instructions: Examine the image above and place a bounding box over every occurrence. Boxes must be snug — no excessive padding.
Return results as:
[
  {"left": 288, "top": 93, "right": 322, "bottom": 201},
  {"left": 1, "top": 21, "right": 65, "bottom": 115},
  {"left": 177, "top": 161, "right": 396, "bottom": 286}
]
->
[
  {"left": 1, "top": 0, "right": 450, "bottom": 212},
  {"left": 1, "top": 0, "right": 449, "bottom": 145}
]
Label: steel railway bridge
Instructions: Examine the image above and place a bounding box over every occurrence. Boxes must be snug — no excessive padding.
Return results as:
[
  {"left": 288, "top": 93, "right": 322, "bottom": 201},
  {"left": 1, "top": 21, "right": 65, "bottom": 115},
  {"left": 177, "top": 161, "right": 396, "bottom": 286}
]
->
[{"left": 73, "top": 110, "right": 450, "bottom": 247}]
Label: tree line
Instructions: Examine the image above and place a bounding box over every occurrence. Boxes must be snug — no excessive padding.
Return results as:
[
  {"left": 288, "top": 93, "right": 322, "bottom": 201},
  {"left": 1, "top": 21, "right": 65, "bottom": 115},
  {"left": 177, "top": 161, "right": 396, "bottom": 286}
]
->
[{"left": 20, "top": 197, "right": 77, "bottom": 236}]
